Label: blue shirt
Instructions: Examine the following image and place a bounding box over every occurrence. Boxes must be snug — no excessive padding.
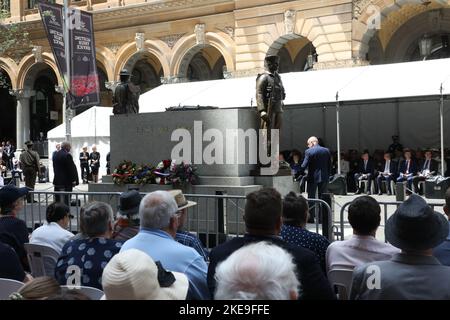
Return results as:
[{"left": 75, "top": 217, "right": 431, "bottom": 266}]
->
[
  {"left": 176, "top": 230, "right": 209, "bottom": 262},
  {"left": 121, "top": 228, "right": 209, "bottom": 300},
  {"left": 281, "top": 224, "right": 330, "bottom": 272},
  {"left": 55, "top": 238, "right": 123, "bottom": 289},
  {"left": 433, "top": 221, "right": 450, "bottom": 266}
]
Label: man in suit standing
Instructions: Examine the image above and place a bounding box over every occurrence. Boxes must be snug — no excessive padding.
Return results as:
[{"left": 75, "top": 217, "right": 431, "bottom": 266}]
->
[
  {"left": 412, "top": 149, "right": 439, "bottom": 195},
  {"left": 53, "top": 142, "right": 79, "bottom": 205},
  {"left": 299, "top": 136, "right": 331, "bottom": 226},
  {"left": 376, "top": 152, "right": 397, "bottom": 195}
]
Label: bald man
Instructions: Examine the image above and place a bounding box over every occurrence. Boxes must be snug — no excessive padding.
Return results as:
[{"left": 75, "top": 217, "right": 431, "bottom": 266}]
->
[{"left": 299, "top": 137, "right": 331, "bottom": 223}]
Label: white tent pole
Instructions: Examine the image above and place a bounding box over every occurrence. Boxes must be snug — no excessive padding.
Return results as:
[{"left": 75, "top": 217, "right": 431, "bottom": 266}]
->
[
  {"left": 336, "top": 92, "right": 341, "bottom": 175},
  {"left": 440, "top": 83, "right": 446, "bottom": 175},
  {"left": 63, "top": 0, "right": 72, "bottom": 144}
]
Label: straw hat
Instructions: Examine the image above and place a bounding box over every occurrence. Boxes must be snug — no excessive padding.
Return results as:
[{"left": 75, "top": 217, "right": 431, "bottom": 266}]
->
[{"left": 169, "top": 190, "right": 197, "bottom": 211}]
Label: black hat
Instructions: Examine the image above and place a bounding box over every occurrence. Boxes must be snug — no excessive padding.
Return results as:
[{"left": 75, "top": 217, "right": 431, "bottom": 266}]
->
[
  {"left": 25, "top": 141, "right": 33, "bottom": 146},
  {"left": 118, "top": 190, "right": 142, "bottom": 217},
  {"left": 120, "top": 69, "right": 131, "bottom": 76},
  {"left": 385, "top": 194, "right": 449, "bottom": 251},
  {"left": 0, "top": 185, "right": 29, "bottom": 207},
  {"left": 265, "top": 55, "right": 280, "bottom": 64}
]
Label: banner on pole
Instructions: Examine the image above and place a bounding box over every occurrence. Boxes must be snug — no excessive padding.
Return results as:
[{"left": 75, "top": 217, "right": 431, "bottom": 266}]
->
[{"left": 38, "top": 2, "right": 100, "bottom": 109}]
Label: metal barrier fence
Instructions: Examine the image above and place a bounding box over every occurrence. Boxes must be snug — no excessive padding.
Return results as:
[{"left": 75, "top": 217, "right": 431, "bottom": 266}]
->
[
  {"left": 21, "top": 191, "right": 335, "bottom": 248},
  {"left": 337, "top": 200, "right": 446, "bottom": 241}
]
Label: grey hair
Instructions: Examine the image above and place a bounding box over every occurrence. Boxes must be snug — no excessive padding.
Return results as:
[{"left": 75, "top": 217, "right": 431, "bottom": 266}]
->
[
  {"left": 80, "top": 202, "right": 114, "bottom": 237},
  {"left": 139, "top": 191, "right": 178, "bottom": 229},
  {"left": 61, "top": 141, "right": 71, "bottom": 150},
  {"left": 214, "top": 241, "right": 300, "bottom": 300}
]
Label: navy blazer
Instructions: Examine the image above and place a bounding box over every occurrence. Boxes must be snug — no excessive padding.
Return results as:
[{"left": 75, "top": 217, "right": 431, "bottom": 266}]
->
[
  {"left": 300, "top": 145, "right": 331, "bottom": 184},
  {"left": 419, "top": 159, "right": 439, "bottom": 174},
  {"left": 398, "top": 159, "right": 418, "bottom": 176},
  {"left": 378, "top": 160, "right": 398, "bottom": 177},
  {"left": 52, "top": 149, "right": 79, "bottom": 187},
  {"left": 207, "top": 234, "right": 335, "bottom": 300},
  {"left": 356, "top": 159, "right": 375, "bottom": 175}
]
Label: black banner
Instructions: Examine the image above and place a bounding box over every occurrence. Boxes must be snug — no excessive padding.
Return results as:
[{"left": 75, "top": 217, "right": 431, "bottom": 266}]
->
[
  {"left": 69, "top": 9, "right": 100, "bottom": 108},
  {"left": 38, "top": 2, "right": 100, "bottom": 108}
]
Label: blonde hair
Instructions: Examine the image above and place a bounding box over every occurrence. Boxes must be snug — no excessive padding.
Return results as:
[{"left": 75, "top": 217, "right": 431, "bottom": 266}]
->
[{"left": 15, "top": 277, "right": 61, "bottom": 300}]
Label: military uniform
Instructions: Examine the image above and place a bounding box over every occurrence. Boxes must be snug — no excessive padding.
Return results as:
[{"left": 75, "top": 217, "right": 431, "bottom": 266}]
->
[{"left": 19, "top": 142, "right": 40, "bottom": 202}]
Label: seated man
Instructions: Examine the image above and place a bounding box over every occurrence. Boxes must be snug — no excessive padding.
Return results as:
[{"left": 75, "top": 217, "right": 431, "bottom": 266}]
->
[
  {"left": 354, "top": 151, "right": 374, "bottom": 195},
  {"left": 120, "top": 191, "right": 209, "bottom": 300},
  {"left": 280, "top": 192, "right": 330, "bottom": 272},
  {"left": 350, "top": 195, "right": 450, "bottom": 300},
  {"left": 208, "top": 188, "right": 335, "bottom": 300},
  {"left": 214, "top": 242, "right": 299, "bottom": 300},
  {"left": 412, "top": 149, "right": 438, "bottom": 195},
  {"left": 55, "top": 202, "right": 122, "bottom": 290},
  {"left": 396, "top": 148, "right": 417, "bottom": 193},
  {"left": 376, "top": 152, "right": 397, "bottom": 195},
  {"left": 30, "top": 202, "right": 74, "bottom": 253},
  {"left": 433, "top": 187, "right": 450, "bottom": 265},
  {"left": 326, "top": 196, "right": 399, "bottom": 272},
  {"left": 171, "top": 190, "right": 209, "bottom": 262}
]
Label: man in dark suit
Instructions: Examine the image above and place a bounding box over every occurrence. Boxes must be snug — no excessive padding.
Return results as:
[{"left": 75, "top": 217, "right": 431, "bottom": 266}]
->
[
  {"left": 207, "top": 188, "right": 335, "bottom": 300},
  {"left": 412, "top": 150, "right": 439, "bottom": 195},
  {"left": 299, "top": 136, "right": 331, "bottom": 226},
  {"left": 376, "top": 152, "right": 397, "bottom": 195},
  {"left": 354, "top": 151, "right": 375, "bottom": 195},
  {"left": 53, "top": 141, "right": 79, "bottom": 205},
  {"left": 396, "top": 148, "right": 418, "bottom": 193}
]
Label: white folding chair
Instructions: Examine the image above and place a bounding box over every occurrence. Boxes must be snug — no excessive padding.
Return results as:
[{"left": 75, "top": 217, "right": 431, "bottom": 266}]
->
[
  {"left": 24, "top": 243, "right": 60, "bottom": 278},
  {"left": 0, "top": 278, "right": 24, "bottom": 300},
  {"left": 61, "top": 285, "right": 104, "bottom": 300},
  {"left": 327, "top": 268, "right": 354, "bottom": 300}
]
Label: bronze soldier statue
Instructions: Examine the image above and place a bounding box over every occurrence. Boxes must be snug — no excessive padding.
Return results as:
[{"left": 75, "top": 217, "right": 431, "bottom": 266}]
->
[
  {"left": 256, "top": 55, "right": 285, "bottom": 154},
  {"left": 113, "top": 69, "right": 141, "bottom": 115}
]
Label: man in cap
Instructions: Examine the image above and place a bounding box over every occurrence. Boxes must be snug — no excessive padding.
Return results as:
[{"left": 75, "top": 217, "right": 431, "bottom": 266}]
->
[
  {"left": 170, "top": 190, "right": 209, "bottom": 262},
  {"left": 19, "top": 141, "right": 40, "bottom": 203},
  {"left": 350, "top": 194, "right": 450, "bottom": 299},
  {"left": 256, "top": 55, "right": 285, "bottom": 155},
  {"left": 112, "top": 190, "right": 142, "bottom": 241}
]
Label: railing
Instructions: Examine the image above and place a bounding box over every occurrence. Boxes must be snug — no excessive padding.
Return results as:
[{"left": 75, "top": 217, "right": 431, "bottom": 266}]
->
[
  {"left": 21, "top": 191, "right": 336, "bottom": 248},
  {"left": 337, "top": 200, "right": 446, "bottom": 242}
]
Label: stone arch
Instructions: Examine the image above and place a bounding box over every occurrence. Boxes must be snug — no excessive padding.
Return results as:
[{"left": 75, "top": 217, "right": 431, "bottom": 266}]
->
[
  {"left": 17, "top": 53, "right": 62, "bottom": 90},
  {"left": 114, "top": 40, "right": 170, "bottom": 80},
  {"left": 95, "top": 45, "right": 115, "bottom": 82},
  {"left": 353, "top": 0, "right": 449, "bottom": 59},
  {"left": 170, "top": 32, "right": 235, "bottom": 77},
  {"left": 0, "top": 58, "right": 18, "bottom": 89}
]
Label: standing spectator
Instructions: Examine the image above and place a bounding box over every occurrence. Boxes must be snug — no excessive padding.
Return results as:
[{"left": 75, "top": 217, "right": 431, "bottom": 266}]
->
[
  {"left": 79, "top": 145, "right": 90, "bottom": 184},
  {"left": 120, "top": 191, "right": 209, "bottom": 300},
  {"left": 106, "top": 152, "right": 111, "bottom": 175},
  {"left": 214, "top": 242, "right": 299, "bottom": 300},
  {"left": 387, "top": 135, "right": 403, "bottom": 155},
  {"left": 350, "top": 195, "right": 450, "bottom": 300},
  {"left": 53, "top": 141, "right": 78, "bottom": 205},
  {"left": 19, "top": 141, "right": 40, "bottom": 203},
  {"left": 101, "top": 249, "right": 189, "bottom": 300},
  {"left": 208, "top": 188, "right": 335, "bottom": 300},
  {"left": 0, "top": 185, "right": 30, "bottom": 270},
  {"left": 171, "top": 190, "right": 209, "bottom": 262},
  {"left": 326, "top": 196, "right": 399, "bottom": 273},
  {"left": 4, "top": 141, "right": 15, "bottom": 172},
  {"left": 433, "top": 187, "right": 450, "bottom": 265},
  {"left": 281, "top": 192, "right": 330, "bottom": 272},
  {"left": 30, "top": 202, "right": 74, "bottom": 253},
  {"left": 112, "top": 190, "right": 142, "bottom": 241},
  {"left": 55, "top": 202, "right": 122, "bottom": 290},
  {"left": 89, "top": 145, "right": 100, "bottom": 183},
  {"left": 52, "top": 143, "right": 61, "bottom": 162}
]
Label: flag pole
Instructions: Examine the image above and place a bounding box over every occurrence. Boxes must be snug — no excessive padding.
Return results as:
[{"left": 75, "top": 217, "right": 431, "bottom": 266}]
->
[{"left": 63, "top": 0, "right": 72, "bottom": 144}]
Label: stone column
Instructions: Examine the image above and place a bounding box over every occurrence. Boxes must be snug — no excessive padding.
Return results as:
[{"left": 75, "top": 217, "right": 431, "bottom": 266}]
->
[{"left": 9, "top": 89, "right": 35, "bottom": 151}]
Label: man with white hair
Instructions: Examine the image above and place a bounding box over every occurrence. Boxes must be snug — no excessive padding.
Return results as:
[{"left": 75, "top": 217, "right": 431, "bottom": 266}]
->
[
  {"left": 120, "top": 191, "right": 209, "bottom": 300},
  {"left": 214, "top": 242, "right": 299, "bottom": 300}
]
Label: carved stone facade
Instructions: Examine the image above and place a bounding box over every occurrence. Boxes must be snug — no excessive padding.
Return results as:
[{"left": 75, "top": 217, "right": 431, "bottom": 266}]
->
[{"left": 194, "top": 23, "right": 206, "bottom": 46}]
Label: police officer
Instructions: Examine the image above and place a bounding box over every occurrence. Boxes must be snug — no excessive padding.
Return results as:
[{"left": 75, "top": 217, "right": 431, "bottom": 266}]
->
[{"left": 19, "top": 141, "right": 40, "bottom": 203}]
